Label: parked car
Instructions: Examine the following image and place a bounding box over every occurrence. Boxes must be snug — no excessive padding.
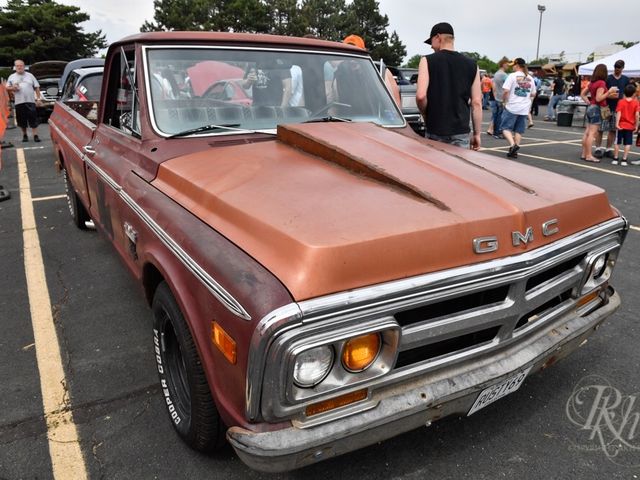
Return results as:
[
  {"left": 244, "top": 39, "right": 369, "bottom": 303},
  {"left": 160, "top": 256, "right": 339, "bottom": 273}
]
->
[
  {"left": 388, "top": 66, "right": 418, "bottom": 85},
  {"left": 28, "top": 60, "right": 67, "bottom": 121},
  {"left": 60, "top": 66, "right": 104, "bottom": 102},
  {"left": 49, "top": 31, "right": 627, "bottom": 473},
  {"left": 377, "top": 63, "right": 423, "bottom": 134},
  {"left": 59, "top": 58, "right": 105, "bottom": 91}
]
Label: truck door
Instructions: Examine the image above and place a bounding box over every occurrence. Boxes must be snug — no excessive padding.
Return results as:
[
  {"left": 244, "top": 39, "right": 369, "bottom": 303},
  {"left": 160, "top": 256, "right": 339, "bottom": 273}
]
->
[{"left": 83, "top": 46, "right": 147, "bottom": 274}]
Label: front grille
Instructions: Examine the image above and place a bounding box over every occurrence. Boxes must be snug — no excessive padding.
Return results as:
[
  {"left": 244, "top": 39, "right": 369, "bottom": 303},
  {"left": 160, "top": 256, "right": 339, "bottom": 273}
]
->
[
  {"left": 391, "top": 252, "right": 589, "bottom": 372},
  {"left": 395, "top": 326, "right": 500, "bottom": 368},
  {"left": 395, "top": 286, "right": 509, "bottom": 327}
]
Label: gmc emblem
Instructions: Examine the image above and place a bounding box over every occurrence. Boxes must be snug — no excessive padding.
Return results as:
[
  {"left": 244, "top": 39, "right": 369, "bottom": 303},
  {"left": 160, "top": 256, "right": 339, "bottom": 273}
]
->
[{"left": 473, "top": 219, "right": 559, "bottom": 254}]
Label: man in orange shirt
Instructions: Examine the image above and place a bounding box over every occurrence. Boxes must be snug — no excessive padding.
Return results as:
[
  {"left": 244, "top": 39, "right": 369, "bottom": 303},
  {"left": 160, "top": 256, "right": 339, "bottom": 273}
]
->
[{"left": 481, "top": 73, "right": 492, "bottom": 110}]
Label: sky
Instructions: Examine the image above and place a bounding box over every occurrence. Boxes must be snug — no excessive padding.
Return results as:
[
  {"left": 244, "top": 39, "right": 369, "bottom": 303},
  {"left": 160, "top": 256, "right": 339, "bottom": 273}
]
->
[{"left": 51, "top": 0, "right": 638, "bottom": 64}]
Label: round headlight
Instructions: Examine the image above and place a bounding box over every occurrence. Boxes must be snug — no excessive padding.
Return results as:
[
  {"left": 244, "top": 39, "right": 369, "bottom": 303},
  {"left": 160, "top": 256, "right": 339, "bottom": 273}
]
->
[
  {"left": 293, "top": 345, "right": 334, "bottom": 388},
  {"left": 592, "top": 254, "right": 607, "bottom": 279},
  {"left": 342, "top": 333, "right": 381, "bottom": 372}
]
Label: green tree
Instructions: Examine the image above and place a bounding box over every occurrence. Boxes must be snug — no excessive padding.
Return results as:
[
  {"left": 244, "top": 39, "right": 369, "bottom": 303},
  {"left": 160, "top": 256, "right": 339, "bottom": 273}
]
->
[
  {"left": 142, "top": 0, "right": 270, "bottom": 32},
  {"left": 460, "top": 51, "right": 498, "bottom": 73},
  {"left": 614, "top": 40, "right": 639, "bottom": 49},
  {"left": 265, "top": 0, "right": 307, "bottom": 36},
  {"left": 142, "top": 0, "right": 215, "bottom": 31},
  {"left": 404, "top": 54, "right": 422, "bottom": 69},
  {"left": 0, "top": 0, "right": 106, "bottom": 64},
  {"left": 340, "top": 0, "right": 406, "bottom": 65},
  {"left": 224, "top": 0, "right": 271, "bottom": 33},
  {"left": 300, "top": 0, "right": 346, "bottom": 41}
]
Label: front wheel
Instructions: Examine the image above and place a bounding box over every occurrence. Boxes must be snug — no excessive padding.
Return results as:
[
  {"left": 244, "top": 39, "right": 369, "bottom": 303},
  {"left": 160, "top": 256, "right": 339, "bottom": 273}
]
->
[{"left": 152, "top": 282, "right": 226, "bottom": 452}]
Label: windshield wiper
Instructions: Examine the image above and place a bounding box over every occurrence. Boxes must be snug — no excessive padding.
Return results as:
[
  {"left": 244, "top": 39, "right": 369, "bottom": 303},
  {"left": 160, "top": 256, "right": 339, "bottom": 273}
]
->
[
  {"left": 168, "top": 123, "right": 249, "bottom": 138},
  {"left": 302, "top": 116, "right": 352, "bottom": 124}
]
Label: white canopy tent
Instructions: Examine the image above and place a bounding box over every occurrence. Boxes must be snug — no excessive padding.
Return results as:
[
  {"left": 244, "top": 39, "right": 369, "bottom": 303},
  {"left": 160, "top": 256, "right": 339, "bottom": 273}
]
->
[{"left": 578, "top": 43, "right": 640, "bottom": 77}]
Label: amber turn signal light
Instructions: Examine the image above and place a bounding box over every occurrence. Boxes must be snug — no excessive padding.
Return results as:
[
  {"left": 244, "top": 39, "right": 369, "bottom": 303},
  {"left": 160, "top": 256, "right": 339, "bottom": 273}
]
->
[
  {"left": 212, "top": 322, "right": 236, "bottom": 364},
  {"left": 342, "top": 333, "right": 381, "bottom": 372},
  {"left": 305, "top": 388, "right": 368, "bottom": 417}
]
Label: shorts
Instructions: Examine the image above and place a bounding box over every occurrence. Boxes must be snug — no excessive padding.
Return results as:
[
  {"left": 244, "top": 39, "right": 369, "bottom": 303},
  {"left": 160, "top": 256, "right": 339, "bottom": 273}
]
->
[
  {"left": 15, "top": 102, "right": 39, "bottom": 129},
  {"left": 616, "top": 129, "right": 633, "bottom": 146},
  {"left": 585, "top": 104, "right": 601, "bottom": 125},
  {"left": 500, "top": 110, "right": 527, "bottom": 134},
  {"left": 599, "top": 112, "right": 616, "bottom": 132},
  {"left": 425, "top": 132, "right": 470, "bottom": 149}
]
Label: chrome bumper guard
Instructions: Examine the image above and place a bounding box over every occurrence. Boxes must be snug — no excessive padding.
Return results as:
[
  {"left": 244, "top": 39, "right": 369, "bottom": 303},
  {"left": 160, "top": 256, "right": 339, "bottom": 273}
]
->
[{"left": 229, "top": 289, "right": 620, "bottom": 472}]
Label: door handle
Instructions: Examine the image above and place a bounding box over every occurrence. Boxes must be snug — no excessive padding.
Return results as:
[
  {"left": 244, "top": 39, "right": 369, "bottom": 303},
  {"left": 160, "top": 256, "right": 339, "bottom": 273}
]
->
[{"left": 83, "top": 145, "right": 96, "bottom": 155}]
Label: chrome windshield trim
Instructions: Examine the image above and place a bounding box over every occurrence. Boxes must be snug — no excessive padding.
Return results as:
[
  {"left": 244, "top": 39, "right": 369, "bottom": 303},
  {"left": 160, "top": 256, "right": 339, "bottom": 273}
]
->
[
  {"left": 245, "top": 216, "right": 626, "bottom": 420},
  {"left": 83, "top": 157, "right": 251, "bottom": 320}
]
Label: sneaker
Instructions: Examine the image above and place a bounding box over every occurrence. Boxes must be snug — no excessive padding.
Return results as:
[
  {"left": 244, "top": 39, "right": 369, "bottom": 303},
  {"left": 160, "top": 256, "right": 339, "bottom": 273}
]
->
[
  {"left": 630, "top": 160, "right": 640, "bottom": 165},
  {"left": 34, "top": 135, "right": 40, "bottom": 143},
  {"left": 621, "top": 160, "right": 628, "bottom": 167},
  {"left": 612, "top": 158, "right": 619, "bottom": 165},
  {"left": 605, "top": 149, "right": 614, "bottom": 159},
  {"left": 593, "top": 147, "right": 605, "bottom": 159},
  {"left": 22, "top": 135, "right": 28, "bottom": 142},
  {"left": 506, "top": 144, "right": 519, "bottom": 158},
  {"left": 493, "top": 133, "right": 505, "bottom": 139}
]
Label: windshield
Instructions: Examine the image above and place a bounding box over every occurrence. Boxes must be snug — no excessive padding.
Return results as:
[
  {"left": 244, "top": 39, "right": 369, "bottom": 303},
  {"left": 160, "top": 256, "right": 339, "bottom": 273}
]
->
[{"left": 145, "top": 47, "right": 404, "bottom": 136}]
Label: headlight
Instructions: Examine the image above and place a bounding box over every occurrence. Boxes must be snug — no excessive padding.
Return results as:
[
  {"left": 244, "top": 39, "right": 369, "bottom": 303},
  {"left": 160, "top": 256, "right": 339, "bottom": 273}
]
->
[
  {"left": 293, "top": 345, "right": 334, "bottom": 388},
  {"left": 591, "top": 253, "right": 607, "bottom": 280},
  {"left": 342, "top": 333, "right": 381, "bottom": 372}
]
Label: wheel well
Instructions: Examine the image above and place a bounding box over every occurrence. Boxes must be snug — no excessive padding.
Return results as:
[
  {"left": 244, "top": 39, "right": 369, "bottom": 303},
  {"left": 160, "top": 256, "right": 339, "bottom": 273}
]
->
[
  {"left": 143, "top": 263, "right": 165, "bottom": 306},
  {"left": 56, "top": 149, "right": 65, "bottom": 172}
]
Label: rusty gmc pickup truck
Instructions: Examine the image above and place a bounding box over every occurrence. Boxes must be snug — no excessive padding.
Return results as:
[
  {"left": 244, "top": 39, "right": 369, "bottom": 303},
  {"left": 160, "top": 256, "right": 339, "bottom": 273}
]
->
[{"left": 49, "top": 32, "right": 628, "bottom": 472}]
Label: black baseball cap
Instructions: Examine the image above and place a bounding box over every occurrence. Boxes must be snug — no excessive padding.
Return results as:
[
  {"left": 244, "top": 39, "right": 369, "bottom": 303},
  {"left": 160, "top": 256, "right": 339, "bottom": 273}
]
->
[
  {"left": 425, "top": 22, "right": 454, "bottom": 44},
  {"left": 614, "top": 60, "right": 625, "bottom": 69},
  {"left": 509, "top": 57, "right": 526, "bottom": 67}
]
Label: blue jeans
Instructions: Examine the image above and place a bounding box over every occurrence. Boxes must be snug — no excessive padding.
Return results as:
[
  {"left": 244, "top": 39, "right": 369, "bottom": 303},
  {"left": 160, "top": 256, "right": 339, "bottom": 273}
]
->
[
  {"left": 500, "top": 109, "right": 527, "bottom": 134},
  {"left": 490, "top": 100, "right": 504, "bottom": 135},
  {"left": 482, "top": 92, "right": 491, "bottom": 109},
  {"left": 425, "top": 131, "right": 470, "bottom": 149},
  {"left": 547, "top": 93, "right": 566, "bottom": 119}
]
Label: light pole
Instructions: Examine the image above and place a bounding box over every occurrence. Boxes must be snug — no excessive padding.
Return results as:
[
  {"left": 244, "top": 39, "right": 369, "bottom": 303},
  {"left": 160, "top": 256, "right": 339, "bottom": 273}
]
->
[{"left": 536, "top": 5, "right": 546, "bottom": 61}]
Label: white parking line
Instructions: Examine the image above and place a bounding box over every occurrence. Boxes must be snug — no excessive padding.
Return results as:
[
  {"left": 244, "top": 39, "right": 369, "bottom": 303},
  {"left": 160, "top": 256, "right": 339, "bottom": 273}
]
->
[
  {"left": 631, "top": 225, "right": 640, "bottom": 233},
  {"left": 32, "top": 194, "right": 66, "bottom": 203},
  {"left": 17, "top": 148, "right": 88, "bottom": 480}
]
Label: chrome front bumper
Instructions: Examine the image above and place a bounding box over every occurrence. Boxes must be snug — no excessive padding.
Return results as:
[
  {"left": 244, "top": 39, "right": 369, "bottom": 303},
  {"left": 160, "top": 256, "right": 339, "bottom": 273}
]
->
[{"left": 228, "top": 290, "right": 620, "bottom": 472}]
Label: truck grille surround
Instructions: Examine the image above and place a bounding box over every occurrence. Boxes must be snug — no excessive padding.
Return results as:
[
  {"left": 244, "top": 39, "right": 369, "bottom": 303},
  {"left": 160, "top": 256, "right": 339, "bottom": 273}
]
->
[{"left": 249, "top": 218, "right": 627, "bottom": 423}]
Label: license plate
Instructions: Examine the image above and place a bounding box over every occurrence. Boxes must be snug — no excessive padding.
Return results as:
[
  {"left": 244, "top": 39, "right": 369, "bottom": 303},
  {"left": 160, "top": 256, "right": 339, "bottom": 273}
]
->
[{"left": 467, "top": 367, "right": 532, "bottom": 416}]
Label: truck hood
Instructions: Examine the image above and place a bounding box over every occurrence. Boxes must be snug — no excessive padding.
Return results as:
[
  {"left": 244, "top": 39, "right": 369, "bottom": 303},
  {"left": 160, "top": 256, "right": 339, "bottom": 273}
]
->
[{"left": 152, "top": 122, "right": 616, "bottom": 301}]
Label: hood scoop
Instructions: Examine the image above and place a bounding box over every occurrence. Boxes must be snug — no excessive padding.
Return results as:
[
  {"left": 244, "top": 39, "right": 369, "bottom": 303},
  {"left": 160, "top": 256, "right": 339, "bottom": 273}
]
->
[{"left": 277, "top": 123, "right": 450, "bottom": 210}]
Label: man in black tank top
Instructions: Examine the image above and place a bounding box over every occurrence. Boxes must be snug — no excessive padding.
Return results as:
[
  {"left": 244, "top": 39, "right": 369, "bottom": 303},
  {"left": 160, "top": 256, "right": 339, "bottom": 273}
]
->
[{"left": 416, "top": 22, "right": 482, "bottom": 150}]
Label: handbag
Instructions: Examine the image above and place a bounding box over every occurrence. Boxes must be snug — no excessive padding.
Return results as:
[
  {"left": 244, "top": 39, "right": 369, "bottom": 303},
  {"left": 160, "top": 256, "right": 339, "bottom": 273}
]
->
[{"left": 600, "top": 105, "right": 612, "bottom": 121}]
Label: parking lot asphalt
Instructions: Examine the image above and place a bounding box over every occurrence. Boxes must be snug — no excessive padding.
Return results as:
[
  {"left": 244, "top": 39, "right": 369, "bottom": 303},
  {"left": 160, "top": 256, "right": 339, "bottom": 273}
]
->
[{"left": 0, "top": 111, "right": 639, "bottom": 479}]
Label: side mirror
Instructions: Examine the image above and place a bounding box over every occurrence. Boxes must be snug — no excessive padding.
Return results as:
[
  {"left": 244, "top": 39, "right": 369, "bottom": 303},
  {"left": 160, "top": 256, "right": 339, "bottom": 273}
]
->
[{"left": 46, "top": 86, "right": 60, "bottom": 97}]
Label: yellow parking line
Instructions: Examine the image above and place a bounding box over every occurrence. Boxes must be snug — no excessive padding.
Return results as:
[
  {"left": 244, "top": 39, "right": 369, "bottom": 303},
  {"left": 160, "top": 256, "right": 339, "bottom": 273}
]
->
[{"left": 17, "top": 149, "right": 88, "bottom": 480}]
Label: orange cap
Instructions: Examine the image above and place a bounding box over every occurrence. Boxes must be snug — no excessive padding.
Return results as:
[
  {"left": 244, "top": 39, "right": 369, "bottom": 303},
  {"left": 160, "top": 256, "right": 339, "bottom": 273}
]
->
[{"left": 343, "top": 34, "right": 365, "bottom": 49}]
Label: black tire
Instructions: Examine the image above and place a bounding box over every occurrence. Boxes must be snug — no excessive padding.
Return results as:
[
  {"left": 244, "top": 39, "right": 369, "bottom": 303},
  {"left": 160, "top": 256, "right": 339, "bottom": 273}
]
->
[
  {"left": 62, "top": 166, "right": 91, "bottom": 229},
  {"left": 152, "top": 282, "right": 226, "bottom": 452}
]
